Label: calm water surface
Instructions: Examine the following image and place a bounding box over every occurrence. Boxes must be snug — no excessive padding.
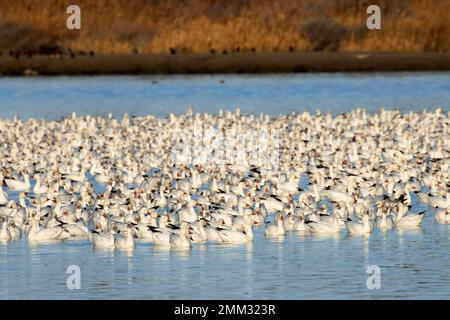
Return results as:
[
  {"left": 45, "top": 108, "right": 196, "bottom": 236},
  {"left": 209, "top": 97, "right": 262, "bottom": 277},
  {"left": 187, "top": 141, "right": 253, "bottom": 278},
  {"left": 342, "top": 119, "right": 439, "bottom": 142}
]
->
[
  {"left": 1, "top": 215, "right": 449, "bottom": 299},
  {"left": 0, "top": 72, "right": 449, "bottom": 119},
  {"left": 0, "top": 73, "right": 449, "bottom": 299}
]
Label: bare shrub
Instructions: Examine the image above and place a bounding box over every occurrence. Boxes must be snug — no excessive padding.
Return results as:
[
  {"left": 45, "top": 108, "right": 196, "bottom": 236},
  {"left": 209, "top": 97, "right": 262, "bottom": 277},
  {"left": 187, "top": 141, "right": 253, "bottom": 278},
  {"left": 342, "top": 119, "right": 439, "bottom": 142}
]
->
[{"left": 303, "top": 19, "right": 349, "bottom": 51}]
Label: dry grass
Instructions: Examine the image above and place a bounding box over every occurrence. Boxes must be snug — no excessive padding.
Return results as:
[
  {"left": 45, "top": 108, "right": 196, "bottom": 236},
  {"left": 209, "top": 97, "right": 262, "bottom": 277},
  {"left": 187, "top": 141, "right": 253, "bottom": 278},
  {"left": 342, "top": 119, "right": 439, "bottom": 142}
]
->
[{"left": 1, "top": 0, "right": 449, "bottom": 55}]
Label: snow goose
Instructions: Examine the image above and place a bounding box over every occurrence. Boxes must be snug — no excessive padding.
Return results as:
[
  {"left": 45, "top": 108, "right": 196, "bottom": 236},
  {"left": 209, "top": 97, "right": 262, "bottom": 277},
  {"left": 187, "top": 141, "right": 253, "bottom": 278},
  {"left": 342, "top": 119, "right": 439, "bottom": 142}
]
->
[
  {"left": 218, "top": 216, "right": 254, "bottom": 243},
  {"left": 132, "top": 223, "right": 156, "bottom": 241},
  {"left": 394, "top": 203, "right": 425, "bottom": 228},
  {"left": 0, "top": 217, "right": 12, "bottom": 241},
  {"left": 346, "top": 211, "right": 373, "bottom": 235},
  {"left": 305, "top": 210, "right": 319, "bottom": 223},
  {"left": 283, "top": 213, "right": 296, "bottom": 231},
  {"left": 0, "top": 186, "right": 8, "bottom": 205},
  {"left": 320, "top": 189, "right": 352, "bottom": 205},
  {"left": 434, "top": 208, "right": 450, "bottom": 224},
  {"left": 151, "top": 216, "right": 174, "bottom": 247},
  {"left": 292, "top": 212, "right": 310, "bottom": 233},
  {"left": 151, "top": 226, "right": 172, "bottom": 246},
  {"left": 170, "top": 222, "right": 192, "bottom": 250},
  {"left": 61, "top": 219, "right": 90, "bottom": 239},
  {"left": 250, "top": 208, "right": 265, "bottom": 225},
  {"left": 178, "top": 203, "right": 197, "bottom": 223},
  {"left": 33, "top": 174, "right": 48, "bottom": 195},
  {"left": 114, "top": 223, "right": 134, "bottom": 249},
  {"left": 428, "top": 193, "right": 450, "bottom": 209},
  {"left": 307, "top": 215, "right": 341, "bottom": 234},
  {"left": 210, "top": 206, "right": 234, "bottom": 227},
  {"left": 8, "top": 220, "right": 21, "bottom": 240},
  {"left": 62, "top": 168, "right": 87, "bottom": 183},
  {"left": 261, "top": 195, "right": 284, "bottom": 213},
  {"left": 376, "top": 205, "right": 394, "bottom": 229},
  {"left": 190, "top": 219, "right": 207, "bottom": 243},
  {"left": 92, "top": 223, "right": 116, "bottom": 248},
  {"left": 5, "top": 173, "right": 30, "bottom": 192},
  {"left": 204, "top": 218, "right": 226, "bottom": 242},
  {"left": 26, "top": 216, "right": 71, "bottom": 241},
  {"left": 318, "top": 202, "right": 345, "bottom": 224},
  {"left": 264, "top": 213, "right": 285, "bottom": 237}
]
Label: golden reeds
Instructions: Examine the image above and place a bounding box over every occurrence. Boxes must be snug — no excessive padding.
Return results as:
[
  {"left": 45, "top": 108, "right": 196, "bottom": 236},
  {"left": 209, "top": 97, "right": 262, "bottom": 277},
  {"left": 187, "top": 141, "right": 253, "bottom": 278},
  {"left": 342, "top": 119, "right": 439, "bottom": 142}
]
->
[{"left": 1, "top": 0, "right": 449, "bottom": 54}]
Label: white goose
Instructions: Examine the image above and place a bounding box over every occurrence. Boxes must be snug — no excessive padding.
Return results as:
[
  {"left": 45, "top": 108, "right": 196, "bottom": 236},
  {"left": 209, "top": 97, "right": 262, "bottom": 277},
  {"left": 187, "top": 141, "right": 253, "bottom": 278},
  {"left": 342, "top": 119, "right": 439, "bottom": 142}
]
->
[
  {"left": 375, "top": 202, "right": 394, "bottom": 228},
  {"left": 114, "top": 223, "right": 134, "bottom": 249},
  {"left": 0, "top": 217, "right": 11, "bottom": 241},
  {"left": 62, "top": 168, "right": 87, "bottom": 183},
  {"left": 5, "top": 173, "right": 30, "bottom": 192},
  {"left": 0, "top": 186, "right": 8, "bottom": 205},
  {"left": 346, "top": 212, "right": 373, "bottom": 235},
  {"left": 262, "top": 195, "right": 284, "bottom": 213},
  {"left": 376, "top": 210, "right": 394, "bottom": 229},
  {"left": 190, "top": 219, "right": 207, "bottom": 243},
  {"left": 307, "top": 215, "right": 341, "bottom": 234},
  {"left": 61, "top": 220, "right": 90, "bottom": 239},
  {"left": 170, "top": 222, "right": 192, "bottom": 249},
  {"left": 8, "top": 220, "right": 21, "bottom": 240},
  {"left": 152, "top": 225, "right": 172, "bottom": 247},
  {"left": 429, "top": 193, "right": 450, "bottom": 209},
  {"left": 395, "top": 203, "right": 425, "bottom": 228},
  {"left": 204, "top": 218, "right": 226, "bottom": 242},
  {"left": 283, "top": 213, "right": 297, "bottom": 231},
  {"left": 218, "top": 216, "right": 254, "bottom": 243},
  {"left": 292, "top": 213, "right": 309, "bottom": 233},
  {"left": 264, "top": 214, "right": 285, "bottom": 237},
  {"left": 26, "top": 216, "right": 71, "bottom": 241},
  {"left": 91, "top": 223, "right": 116, "bottom": 248},
  {"left": 178, "top": 203, "right": 197, "bottom": 223},
  {"left": 434, "top": 208, "right": 450, "bottom": 224},
  {"left": 133, "top": 223, "right": 156, "bottom": 241},
  {"left": 33, "top": 174, "right": 48, "bottom": 195}
]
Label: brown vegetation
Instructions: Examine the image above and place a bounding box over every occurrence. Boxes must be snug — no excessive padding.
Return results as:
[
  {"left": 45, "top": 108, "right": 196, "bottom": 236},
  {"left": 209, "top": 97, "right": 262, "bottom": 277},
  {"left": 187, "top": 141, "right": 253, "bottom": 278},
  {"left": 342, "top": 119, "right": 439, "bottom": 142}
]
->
[{"left": 1, "top": 0, "right": 449, "bottom": 55}]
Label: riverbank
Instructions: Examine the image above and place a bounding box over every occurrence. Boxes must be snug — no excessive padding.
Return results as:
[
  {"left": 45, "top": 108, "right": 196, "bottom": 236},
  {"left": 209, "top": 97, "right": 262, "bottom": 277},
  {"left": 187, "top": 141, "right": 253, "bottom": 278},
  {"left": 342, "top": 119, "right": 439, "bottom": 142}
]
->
[{"left": 1, "top": 52, "right": 450, "bottom": 75}]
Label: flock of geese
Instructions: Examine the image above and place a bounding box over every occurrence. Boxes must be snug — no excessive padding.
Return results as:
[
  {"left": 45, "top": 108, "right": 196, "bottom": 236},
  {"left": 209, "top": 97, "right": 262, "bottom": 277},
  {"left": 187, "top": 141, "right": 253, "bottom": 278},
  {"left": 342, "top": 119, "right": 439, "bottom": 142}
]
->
[{"left": 0, "top": 108, "right": 449, "bottom": 250}]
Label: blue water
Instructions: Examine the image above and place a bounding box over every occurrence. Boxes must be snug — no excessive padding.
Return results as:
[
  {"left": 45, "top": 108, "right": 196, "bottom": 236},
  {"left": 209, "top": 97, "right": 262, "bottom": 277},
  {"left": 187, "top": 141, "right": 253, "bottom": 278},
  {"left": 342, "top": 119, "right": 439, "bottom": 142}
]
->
[
  {"left": 0, "top": 73, "right": 449, "bottom": 299},
  {"left": 1, "top": 215, "right": 449, "bottom": 299},
  {"left": 0, "top": 72, "right": 449, "bottom": 120}
]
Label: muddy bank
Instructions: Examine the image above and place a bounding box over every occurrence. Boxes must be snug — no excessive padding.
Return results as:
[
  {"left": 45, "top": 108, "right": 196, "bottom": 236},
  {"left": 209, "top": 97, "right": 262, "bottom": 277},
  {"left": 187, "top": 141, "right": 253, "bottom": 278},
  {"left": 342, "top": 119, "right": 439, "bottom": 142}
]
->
[{"left": 1, "top": 52, "right": 450, "bottom": 75}]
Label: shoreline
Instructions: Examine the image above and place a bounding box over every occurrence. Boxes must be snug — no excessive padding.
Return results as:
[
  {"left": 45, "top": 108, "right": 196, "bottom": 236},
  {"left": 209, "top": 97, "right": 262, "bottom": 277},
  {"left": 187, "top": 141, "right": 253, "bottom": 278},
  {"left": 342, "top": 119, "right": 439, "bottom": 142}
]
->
[{"left": 1, "top": 52, "right": 450, "bottom": 76}]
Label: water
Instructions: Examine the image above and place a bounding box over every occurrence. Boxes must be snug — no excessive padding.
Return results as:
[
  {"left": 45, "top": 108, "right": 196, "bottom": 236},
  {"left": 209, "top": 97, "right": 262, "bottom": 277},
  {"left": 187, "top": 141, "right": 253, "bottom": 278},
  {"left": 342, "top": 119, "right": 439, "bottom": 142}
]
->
[
  {"left": 0, "top": 72, "right": 449, "bottom": 120},
  {"left": 0, "top": 72, "right": 449, "bottom": 299},
  {"left": 1, "top": 215, "right": 449, "bottom": 299}
]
